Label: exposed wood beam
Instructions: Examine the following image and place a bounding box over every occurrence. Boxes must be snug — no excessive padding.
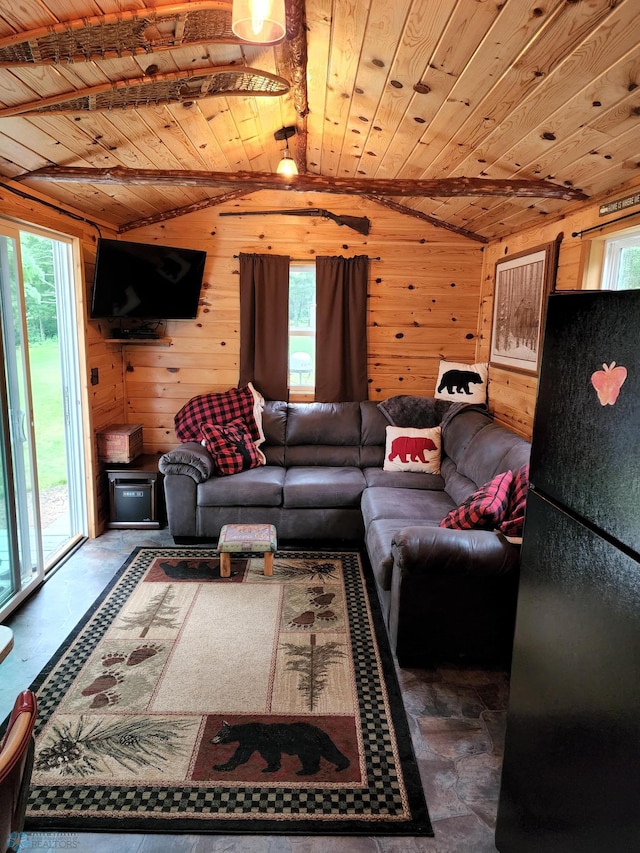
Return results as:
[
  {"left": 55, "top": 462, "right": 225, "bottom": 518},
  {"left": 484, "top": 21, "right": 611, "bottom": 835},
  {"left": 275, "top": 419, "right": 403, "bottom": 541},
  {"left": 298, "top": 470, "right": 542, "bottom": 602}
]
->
[
  {"left": 118, "top": 189, "right": 251, "bottom": 233},
  {"left": 277, "top": 0, "right": 309, "bottom": 173},
  {"left": 364, "top": 195, "right": 488, "bottom": 244},
  {"left": 22, "top": 166, "right": 588, "bottom": 200}
]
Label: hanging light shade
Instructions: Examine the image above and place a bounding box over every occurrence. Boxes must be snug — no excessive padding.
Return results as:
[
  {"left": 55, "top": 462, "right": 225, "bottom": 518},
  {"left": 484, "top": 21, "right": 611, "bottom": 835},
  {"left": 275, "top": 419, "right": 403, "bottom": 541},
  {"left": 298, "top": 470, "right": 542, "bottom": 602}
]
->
[
  {"left": 277, "top": 148, "right": 298, "bottom": 176},
  {"left": 232, "top": 0, "right": 286, "bottom": 45},
  {"left": 274, "top": 125, "right": 298, "bottom": 176}
]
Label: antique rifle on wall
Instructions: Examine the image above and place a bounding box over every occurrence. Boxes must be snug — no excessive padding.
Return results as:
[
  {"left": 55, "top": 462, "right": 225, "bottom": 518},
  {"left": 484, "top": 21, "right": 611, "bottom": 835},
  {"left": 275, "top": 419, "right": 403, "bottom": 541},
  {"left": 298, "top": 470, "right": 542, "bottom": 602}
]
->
[{"left": 219, "top": 208, "right": 371, "bottom": 235}]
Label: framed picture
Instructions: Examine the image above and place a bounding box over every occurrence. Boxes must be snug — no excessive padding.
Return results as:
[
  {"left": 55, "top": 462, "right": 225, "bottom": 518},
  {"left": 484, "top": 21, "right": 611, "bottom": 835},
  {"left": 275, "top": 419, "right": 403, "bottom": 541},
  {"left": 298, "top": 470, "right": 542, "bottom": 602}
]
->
[{"left": 490, "top": 241, "right": 559, "bottom": 374}]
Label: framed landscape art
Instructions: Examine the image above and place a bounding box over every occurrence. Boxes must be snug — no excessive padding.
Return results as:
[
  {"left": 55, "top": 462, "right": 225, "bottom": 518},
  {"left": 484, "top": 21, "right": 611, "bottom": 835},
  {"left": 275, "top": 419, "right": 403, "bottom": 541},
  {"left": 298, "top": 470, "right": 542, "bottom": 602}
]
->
[{"left": 490, "top": 240, "right": 560, "bottom": 374}]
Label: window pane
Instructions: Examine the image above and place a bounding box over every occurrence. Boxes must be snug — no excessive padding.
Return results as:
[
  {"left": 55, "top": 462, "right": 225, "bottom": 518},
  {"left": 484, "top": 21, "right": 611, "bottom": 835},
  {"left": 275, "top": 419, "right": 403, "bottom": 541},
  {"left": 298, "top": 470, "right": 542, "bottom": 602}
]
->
[
  {"left": 602, "top": 232, "right": 640, "bottom": 290},
  {"left": 618, "top": 246, "right": 640, "bottom": 289},
  {"left": 289, "top": 265, "right": 316, "bottom": 389}
]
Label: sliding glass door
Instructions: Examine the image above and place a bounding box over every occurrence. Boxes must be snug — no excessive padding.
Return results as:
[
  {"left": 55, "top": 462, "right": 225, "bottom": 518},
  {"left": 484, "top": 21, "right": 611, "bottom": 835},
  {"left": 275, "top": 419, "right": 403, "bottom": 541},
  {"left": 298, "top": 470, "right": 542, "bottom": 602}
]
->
[
  {"left": 0, "top": 327, "right": 21, "bottom": 611},
  {"left": 0, "top": 221, "right": 87, "bottom": 619},
  {"left": 0, "top": 228, "right": 43, "bottom": 613}
]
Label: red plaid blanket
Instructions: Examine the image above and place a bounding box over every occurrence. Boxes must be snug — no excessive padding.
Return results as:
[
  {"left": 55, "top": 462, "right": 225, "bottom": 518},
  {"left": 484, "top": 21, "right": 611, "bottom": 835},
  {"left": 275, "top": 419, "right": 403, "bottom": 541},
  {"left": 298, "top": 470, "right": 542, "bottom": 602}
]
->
[{"left": 174, "top": 383, "right": 265, "bottom": 446}]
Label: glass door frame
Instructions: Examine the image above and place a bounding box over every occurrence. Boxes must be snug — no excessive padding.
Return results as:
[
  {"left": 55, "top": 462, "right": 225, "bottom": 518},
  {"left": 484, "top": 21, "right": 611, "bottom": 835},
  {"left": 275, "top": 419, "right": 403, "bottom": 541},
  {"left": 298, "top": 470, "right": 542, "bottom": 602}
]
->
[
  {"left": 0, "top": 217, "right": 89, "bottom": 620},
  {"left": 0, "top": 224, "right": 44, "bottom": 619},
  {"left": 0, "top": 318, "right": 22, "bottom": 612}
]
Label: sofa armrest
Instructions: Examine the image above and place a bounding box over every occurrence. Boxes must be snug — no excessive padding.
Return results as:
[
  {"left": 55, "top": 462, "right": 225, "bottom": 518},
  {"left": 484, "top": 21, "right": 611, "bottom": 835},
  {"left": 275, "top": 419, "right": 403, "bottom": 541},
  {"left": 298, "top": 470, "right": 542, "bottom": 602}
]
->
[
  {"left": 159, "top": 442, "right": 214, "bottom": 483},
  {"left": 391, "top": 525, "right": 519, "bottom": 578}
]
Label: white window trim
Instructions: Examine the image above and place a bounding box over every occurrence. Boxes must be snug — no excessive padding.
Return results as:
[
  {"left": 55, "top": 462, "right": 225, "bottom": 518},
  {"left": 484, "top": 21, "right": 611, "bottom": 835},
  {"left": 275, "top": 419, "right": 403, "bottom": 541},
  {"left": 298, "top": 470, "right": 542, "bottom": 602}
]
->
[{"left": 601, "top": 229, "right": 640, "bottom": 290}]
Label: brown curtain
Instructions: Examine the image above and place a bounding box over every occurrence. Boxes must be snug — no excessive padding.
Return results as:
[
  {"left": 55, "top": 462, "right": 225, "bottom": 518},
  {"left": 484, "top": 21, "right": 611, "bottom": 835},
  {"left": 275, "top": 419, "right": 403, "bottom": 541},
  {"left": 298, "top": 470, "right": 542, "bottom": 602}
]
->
[
  {"left": 315, "top": 254, "right": 369, "bottom": 402},
  {"left": 239, "top": 252, "right": 290, "bottom": 400}
]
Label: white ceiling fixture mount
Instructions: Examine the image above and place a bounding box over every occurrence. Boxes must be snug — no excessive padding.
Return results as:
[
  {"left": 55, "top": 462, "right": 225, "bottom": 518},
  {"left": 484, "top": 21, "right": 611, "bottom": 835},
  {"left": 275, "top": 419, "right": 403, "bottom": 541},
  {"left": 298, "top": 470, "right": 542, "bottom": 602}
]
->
[{"left": 232, "top": 0, "right": 286, "bottom": 45}]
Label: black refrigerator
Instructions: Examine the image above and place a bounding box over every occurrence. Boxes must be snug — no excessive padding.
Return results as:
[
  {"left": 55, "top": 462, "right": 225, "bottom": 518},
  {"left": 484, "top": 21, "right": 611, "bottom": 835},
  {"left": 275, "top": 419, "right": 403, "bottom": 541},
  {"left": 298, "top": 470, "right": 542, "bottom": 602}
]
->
[{"left": 495, "top": 289, "right": 640, "bottom": 853}]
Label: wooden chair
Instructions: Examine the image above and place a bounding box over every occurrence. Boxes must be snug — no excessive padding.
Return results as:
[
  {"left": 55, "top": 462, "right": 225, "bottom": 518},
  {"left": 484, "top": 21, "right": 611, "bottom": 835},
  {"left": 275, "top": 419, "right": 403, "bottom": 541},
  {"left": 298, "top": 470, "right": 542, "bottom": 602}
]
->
[{"left": 0, "top": 691, "right": 37, "bottom": 853}]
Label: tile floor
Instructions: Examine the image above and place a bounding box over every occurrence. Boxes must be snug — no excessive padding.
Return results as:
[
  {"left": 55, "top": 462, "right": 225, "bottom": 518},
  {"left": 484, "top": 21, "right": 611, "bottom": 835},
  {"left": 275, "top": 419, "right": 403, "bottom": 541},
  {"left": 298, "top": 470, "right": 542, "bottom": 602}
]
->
[{"left": 1, "top": 529, "right": 509, "bottom": 853}]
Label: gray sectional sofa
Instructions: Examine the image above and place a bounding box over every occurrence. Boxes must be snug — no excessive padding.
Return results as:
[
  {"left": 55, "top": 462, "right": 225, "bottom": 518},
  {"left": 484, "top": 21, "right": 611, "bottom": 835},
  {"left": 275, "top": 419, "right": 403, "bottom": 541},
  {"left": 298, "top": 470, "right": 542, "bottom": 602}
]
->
[{"left": 159, "top": 399, "right": 530, "bottom": 665}]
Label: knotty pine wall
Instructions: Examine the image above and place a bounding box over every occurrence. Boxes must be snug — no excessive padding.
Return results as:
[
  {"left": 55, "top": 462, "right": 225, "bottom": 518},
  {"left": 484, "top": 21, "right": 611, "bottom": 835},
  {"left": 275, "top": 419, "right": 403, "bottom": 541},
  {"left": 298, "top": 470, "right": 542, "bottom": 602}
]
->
[
  {"left": 478, "top": 175, "right": 640, "bottom": 438},
  {"left": 5, "top": 176, "right": 639, "bottom": 536},
  {"left": 121, "top": 190, "right": 484, "bottom": 457}
]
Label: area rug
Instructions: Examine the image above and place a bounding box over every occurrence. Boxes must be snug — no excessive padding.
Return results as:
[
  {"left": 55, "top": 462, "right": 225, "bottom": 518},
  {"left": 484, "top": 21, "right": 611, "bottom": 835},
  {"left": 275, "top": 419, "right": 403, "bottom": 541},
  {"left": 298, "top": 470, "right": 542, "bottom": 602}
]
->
[{"left": 24, "top": 547, "right": 433, "bottom": 836}]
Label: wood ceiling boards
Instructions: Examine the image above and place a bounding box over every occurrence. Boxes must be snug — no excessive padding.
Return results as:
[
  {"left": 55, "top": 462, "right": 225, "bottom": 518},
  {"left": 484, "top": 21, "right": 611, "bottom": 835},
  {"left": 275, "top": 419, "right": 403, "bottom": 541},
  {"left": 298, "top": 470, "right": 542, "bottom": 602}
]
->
[{"left": 0, "top": 0, "right": 637, "bottom": 240}]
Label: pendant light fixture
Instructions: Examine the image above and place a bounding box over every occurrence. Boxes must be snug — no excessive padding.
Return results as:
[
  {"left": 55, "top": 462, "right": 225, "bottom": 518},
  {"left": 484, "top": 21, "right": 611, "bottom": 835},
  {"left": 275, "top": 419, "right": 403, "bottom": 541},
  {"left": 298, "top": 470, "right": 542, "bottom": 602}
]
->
[
  {"left": 274, "top": 126, "right": 298, "bottom": 176},
  {"left": 232, "top": 0, "right": 286, "bottom": 45}
]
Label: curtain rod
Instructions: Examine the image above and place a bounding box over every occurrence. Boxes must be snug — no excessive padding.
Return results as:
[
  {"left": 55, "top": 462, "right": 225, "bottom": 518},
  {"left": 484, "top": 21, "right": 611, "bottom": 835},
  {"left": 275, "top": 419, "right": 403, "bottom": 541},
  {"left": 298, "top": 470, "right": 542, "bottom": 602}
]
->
[
  {"left": 233, "top": 254, "right": 380, "bottom": 261},
  {"left": 572, "top": 208, "right": 640, "bottom": 238}
]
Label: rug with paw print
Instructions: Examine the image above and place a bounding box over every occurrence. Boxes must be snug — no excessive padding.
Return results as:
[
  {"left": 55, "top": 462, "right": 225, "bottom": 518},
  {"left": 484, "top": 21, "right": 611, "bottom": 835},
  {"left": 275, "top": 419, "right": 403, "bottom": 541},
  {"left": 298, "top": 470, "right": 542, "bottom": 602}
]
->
[{"left": 25, "top": 547, "right": 432, "bottom": 836}]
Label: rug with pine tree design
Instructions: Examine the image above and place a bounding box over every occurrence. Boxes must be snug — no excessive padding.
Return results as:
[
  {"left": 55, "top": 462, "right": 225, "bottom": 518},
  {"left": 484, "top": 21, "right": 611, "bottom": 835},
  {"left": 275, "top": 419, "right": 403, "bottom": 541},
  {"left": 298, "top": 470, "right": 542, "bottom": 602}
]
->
[{"left": 24, "top": 547, "right": 432, "bottom": 836}]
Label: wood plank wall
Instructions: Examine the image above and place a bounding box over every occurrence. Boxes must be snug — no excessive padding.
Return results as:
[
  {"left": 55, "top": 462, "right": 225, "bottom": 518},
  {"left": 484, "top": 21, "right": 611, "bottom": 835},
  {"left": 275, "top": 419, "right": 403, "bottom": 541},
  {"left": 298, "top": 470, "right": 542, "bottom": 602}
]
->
[
  {"left": 3, "top": 176, "right": 639, "bottom": 535},
  {"left": 477, "top": 175, "right": 640, "bottom": 438},
  {"left": 123, "top": 191, "right": 484, "bottom": 456}
]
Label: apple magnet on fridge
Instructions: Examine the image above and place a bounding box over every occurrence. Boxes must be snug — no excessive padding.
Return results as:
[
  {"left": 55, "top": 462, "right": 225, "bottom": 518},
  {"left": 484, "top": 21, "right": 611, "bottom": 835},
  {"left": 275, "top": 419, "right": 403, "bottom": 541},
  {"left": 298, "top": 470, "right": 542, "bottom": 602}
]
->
[{"left": 591, "top": 361, "right": 628, "bottom": 406}]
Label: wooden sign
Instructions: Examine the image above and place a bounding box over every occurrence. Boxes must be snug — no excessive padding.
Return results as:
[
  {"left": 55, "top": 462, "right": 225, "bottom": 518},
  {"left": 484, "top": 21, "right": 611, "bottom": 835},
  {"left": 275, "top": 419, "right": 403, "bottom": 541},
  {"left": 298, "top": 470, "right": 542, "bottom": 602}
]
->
[{"left": 599, "top": 192, "right": 640, "bottom": 217}]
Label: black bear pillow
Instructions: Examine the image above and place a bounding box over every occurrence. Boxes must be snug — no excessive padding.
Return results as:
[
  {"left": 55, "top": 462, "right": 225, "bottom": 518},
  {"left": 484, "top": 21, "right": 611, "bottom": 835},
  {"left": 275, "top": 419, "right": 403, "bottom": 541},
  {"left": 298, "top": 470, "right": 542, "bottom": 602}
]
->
[{"left": 434, "top": 360, "right": 488, "bottom": 405}]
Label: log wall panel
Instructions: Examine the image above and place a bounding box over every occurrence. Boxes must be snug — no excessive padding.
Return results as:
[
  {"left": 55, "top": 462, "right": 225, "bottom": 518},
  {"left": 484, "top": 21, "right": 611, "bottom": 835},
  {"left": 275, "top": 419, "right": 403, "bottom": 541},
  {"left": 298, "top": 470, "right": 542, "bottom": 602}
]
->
[
  {"left": 5, "top": 173, "right": 638, "bottom": 533},
  {"left": 477, "top": 175, "right": 640, "bottom": 438},
  {"left": 122, "top": 191, "right": 482, "bottom": 454}
]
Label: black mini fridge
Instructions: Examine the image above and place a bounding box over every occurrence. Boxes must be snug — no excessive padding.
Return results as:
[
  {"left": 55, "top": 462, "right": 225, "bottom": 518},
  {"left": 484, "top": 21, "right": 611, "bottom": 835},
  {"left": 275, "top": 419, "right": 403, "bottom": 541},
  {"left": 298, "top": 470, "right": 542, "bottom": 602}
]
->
[{"left": 495, "top": 289, "right": 640, "bottom": 853}]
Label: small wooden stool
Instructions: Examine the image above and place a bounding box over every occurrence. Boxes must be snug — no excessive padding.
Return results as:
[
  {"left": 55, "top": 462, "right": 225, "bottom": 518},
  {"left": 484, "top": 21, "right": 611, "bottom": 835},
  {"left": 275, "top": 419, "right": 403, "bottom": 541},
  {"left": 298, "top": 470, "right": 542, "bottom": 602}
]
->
[{"left": 217, "top": 523, "right": 278, "bottom": 578}]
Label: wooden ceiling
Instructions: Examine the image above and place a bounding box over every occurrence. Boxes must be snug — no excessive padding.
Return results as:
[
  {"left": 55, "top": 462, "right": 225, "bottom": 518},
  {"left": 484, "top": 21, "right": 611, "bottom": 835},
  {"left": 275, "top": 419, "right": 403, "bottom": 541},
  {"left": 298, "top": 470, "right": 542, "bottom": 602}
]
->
[{"left": 0, "top": 0, "right": 638, "bottom": 242}]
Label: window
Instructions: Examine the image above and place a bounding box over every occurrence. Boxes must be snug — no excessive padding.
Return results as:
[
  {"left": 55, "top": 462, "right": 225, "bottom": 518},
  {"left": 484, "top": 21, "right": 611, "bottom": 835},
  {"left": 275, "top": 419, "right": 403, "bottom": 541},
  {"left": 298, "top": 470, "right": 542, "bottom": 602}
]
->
[
  {"left": 288, "top": 263, "right": 316, "bottom": 391},
  {"left": 601, "top": 231, "right": 640, "bottom": 290}
]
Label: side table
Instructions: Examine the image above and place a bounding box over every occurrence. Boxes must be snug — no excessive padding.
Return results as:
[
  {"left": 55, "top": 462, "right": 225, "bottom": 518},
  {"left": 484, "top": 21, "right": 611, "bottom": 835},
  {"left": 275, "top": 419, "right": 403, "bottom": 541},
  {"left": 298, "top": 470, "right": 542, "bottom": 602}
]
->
[{"left": 104, "top": 454, "right": 164, "bottom": 529}]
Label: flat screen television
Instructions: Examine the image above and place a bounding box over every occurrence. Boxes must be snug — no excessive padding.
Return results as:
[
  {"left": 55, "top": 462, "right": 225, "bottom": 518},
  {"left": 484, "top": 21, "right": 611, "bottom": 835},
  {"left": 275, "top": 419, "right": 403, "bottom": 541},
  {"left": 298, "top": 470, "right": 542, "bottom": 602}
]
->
[{"left": 90, "top": 238, "right": 206, "bottom": 319}]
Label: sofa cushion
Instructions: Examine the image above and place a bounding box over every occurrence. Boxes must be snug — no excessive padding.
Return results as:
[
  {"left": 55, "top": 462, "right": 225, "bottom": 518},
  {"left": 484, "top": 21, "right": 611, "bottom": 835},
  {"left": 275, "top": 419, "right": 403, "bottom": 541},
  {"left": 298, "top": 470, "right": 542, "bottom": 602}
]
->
[
  {"left": 364, "top": 467, "right": 445, "bottom": 490},
  {"left": 286, "top": 402, "right": 361, "bottom": 445},
  {"left": 383, "top": 426, "right": 441, "bottom": 474},
  {"left": 263, "top": 400, "right": 288, "bottom": 445},
  {"left": 197, "top": 466, "right": 285, "bottom": 507},
  {"left": 439, "top": 457, "right": 479, "bottom": 507},
  {"left": 261, "top": 400, "right": 288, "bottom": 466},
  {"left": 285, "top": 445, "right": 362, "bottom": 467},
  {"left": 283, "top": 467, "right": 366, "bottom": 508},
  {"left": 360, "top": 401, "right": 389, "bottom": 445},
  {"left": 361, "top": 486, "right": 456, "bottom": 529},
  {"left": 441, "top": 409, "right": 494, "bottom": 469},
  {"left": 360, "top": 445, "right": 385, "bottom": 468},
  {"left": 440, "top": 470, "right": 513, "bottom": 530},
  {"left": 454, "top": 421, "right": 530, "bottom": 490}
]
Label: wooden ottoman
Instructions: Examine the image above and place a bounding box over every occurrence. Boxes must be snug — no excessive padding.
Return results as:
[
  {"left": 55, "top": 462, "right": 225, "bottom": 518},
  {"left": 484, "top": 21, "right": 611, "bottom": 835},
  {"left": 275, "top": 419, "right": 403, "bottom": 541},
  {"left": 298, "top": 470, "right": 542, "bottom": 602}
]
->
[{"left": 217, "top": 523, "right": 278, "bottom": 578}]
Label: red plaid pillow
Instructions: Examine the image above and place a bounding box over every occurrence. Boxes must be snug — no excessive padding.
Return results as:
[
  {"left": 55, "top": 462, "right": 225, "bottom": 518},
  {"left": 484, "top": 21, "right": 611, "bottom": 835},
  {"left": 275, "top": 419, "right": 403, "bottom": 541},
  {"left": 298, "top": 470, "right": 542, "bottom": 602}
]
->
[
  {"left": 200, "top": 419, "right": 265, "bottom": 476},
  {"left": 499, "top": 463, "right": 529, "bottom": 537},
  {"left": 440, "top": 470, "right": 514, "bottom": 530},
  {"left": 175, "top": 384, "right": 264, "bottom": 445}
]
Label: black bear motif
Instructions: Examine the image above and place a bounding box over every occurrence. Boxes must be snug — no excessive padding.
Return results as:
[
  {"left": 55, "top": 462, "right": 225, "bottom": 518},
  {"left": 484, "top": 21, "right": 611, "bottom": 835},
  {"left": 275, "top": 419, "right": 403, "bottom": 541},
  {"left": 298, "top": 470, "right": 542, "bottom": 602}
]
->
[
  {"left": 438, "top": 369, "right": 483, "bottom": 395},
  {"left": 210, "top": 720, "right": 350, "bottom": 776},
  {"left": 158, "top": 559, "right": 215, "bottom": 580}
]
